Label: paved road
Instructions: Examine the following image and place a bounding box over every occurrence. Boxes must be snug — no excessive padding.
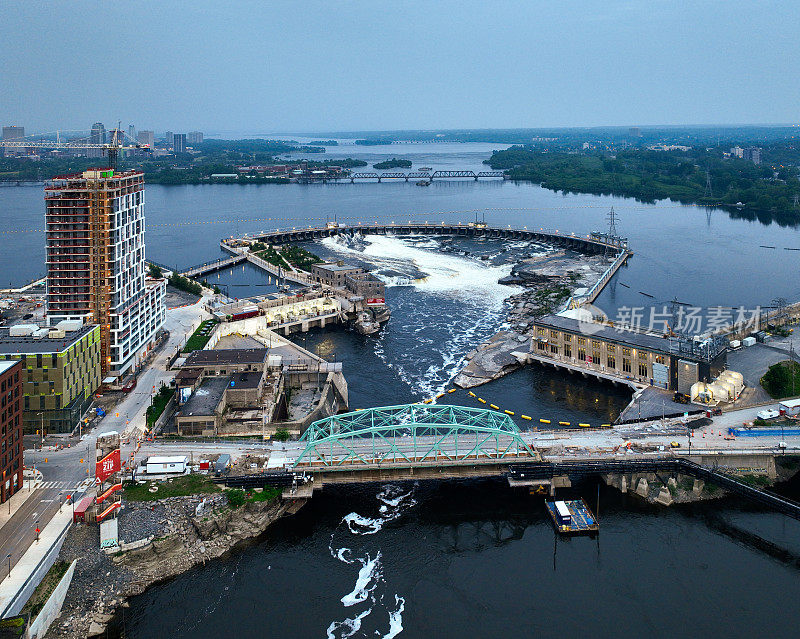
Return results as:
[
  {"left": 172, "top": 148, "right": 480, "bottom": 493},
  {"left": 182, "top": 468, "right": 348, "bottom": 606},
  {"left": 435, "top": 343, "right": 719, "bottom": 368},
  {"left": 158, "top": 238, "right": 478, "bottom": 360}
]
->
[{"left": 0, "top": 298, "right": 210, "bottom": 576}]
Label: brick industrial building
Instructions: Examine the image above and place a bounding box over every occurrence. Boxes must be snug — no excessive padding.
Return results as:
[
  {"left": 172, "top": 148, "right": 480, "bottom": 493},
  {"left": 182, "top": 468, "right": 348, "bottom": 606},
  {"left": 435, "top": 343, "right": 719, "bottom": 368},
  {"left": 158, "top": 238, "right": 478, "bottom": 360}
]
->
[{"left": 0, "top": 360, "right": 23, "bottom": 504}]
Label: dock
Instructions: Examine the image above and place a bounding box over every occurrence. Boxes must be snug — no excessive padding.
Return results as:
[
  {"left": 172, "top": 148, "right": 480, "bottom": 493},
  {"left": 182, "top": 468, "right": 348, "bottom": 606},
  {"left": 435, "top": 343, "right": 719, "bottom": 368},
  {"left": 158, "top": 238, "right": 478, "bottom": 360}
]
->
[{"left": 545, "top": 498, "right": 599, "bottom": 535}]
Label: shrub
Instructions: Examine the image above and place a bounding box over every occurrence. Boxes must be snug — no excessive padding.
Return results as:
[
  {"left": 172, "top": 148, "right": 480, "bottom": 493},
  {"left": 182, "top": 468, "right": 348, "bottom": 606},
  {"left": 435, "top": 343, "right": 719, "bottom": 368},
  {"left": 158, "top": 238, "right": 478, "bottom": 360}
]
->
[
  {"left": 227, "top": 488, "right": 246, "bottom": 508},
  {"left": 274, "top": 428, "right": 290, "bottom": 442}
]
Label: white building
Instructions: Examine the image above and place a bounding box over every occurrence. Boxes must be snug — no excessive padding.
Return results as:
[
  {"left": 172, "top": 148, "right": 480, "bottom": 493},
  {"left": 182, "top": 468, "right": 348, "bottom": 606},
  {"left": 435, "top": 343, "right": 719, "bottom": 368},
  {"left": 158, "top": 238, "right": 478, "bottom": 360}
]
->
[{"left": 145, "top": 456, "right": 189, "bottom": 475}]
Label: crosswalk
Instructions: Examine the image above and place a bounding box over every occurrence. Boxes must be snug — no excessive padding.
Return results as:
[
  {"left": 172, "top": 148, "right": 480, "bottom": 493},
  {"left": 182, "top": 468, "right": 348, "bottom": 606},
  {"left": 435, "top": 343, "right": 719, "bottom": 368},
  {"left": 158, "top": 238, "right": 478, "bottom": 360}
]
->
[{"left": 38, "top": 479, "right": 93, "bottom": 493}]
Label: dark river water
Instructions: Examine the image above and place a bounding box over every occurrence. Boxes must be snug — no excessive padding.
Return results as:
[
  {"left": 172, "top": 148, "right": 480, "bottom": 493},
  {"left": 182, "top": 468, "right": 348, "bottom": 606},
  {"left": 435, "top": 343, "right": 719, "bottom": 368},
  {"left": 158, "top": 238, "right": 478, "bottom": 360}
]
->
[{"left": 2, "top": 142, "right": 800, "bottom": 637}]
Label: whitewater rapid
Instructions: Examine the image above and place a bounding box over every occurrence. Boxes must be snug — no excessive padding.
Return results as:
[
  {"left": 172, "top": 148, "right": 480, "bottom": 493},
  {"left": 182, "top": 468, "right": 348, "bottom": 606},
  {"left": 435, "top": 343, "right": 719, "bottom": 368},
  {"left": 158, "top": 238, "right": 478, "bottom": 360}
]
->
[{"left": 318, "top": 233, "right": 535, "bottom": 398}]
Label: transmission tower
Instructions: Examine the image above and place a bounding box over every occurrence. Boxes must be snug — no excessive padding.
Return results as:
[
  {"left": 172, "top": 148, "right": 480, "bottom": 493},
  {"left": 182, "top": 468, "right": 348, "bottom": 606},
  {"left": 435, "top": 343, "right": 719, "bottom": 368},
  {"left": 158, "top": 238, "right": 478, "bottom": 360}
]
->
[
  {"left": 604, "top": 207, "right": 618, "bottom": 261},
  {"left": 704, "top": 169, "right": 713, "bottom": 197}
]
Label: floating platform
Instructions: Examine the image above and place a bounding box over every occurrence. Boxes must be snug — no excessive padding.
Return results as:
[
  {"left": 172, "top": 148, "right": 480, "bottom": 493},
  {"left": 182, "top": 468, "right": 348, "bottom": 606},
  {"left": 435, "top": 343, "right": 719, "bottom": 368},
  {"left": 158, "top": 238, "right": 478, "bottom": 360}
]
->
[{"left": 545, "top": 498, "right": 599, "bottom": 535}]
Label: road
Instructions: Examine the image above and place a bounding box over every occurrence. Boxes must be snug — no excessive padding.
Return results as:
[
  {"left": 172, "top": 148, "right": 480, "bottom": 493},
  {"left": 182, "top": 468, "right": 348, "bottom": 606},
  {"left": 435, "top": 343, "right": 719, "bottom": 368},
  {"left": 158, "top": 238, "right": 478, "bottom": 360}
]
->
[{"left": 0, "top": 297, "right": 210, "bottom": 576}]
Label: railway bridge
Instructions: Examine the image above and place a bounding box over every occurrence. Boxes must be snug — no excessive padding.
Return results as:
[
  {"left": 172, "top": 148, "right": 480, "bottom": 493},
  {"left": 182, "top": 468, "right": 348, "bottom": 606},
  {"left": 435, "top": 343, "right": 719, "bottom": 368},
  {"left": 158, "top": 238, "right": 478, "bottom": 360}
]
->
[{"left": 299, "top": 170, "right": 505, "bottom": 183}]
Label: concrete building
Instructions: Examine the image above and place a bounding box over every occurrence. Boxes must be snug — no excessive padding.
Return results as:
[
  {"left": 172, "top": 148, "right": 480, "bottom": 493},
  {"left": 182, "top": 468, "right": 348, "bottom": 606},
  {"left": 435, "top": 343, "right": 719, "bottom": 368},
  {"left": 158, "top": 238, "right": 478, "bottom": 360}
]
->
[
  {"left": 531, "top": 314, "right": 726, "bottom": 393},
  {"left": 2, "top": 126, "right": 25, "bottom": 157},
  {"left": 744, "top": 147, "right": 762, "bottom": 165},
  {"left": 44, "top": 169, "right": 165, "bottom": 378},
  {"left": 88, "top": 122, "right": 107, "bottom": 158},
  {"left": 164, "top": 131, "right": 174, "bottom": 147},
  {"left": 181, "top": 348, "right": 268, "bottom": 376},
  {"left": 0, "top": 360, "right": 23, "bottom": 504},
  {"left": 174, "top": 375, "right": 229, "bottom": 436},
  {"left": 344, "top": 272, "right": 385, "bottom": 302},
  {"left": 172, "top": 134, "right": 186, "bottom": 153},
  {"left": 137, "top": 130, "right": 154, "bottom": 148},
  {"left": 0, "top": 322, "right": 101, "bottom": 434},
  {"left": 187, "top": 131, "right": 203, "bottom": 145}
]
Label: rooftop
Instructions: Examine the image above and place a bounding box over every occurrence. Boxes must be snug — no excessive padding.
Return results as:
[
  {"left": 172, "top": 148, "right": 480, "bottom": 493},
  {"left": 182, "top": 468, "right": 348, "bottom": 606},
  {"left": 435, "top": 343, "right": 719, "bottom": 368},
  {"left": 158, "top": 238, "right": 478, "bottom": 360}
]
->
[
  {"left": 230, "top": 371, "right": 263, "bottom": 389},
  {"left": 0, "top": 324, "right": 96, "bottom": 355},
  {"left": 0, "top": 360, "right": 20, "bottom": 376},
  {"left": 183, "top": 348, "right": 268, "bottom": 367},
  {"left": 534, "top": 314, "right": 726, "bottom": 362},
  {"left": 314, "top": 262, "right": 363, "bottom": 272},
  {"left": 178, "top": 376, "right": 230, "bottom": 417}
]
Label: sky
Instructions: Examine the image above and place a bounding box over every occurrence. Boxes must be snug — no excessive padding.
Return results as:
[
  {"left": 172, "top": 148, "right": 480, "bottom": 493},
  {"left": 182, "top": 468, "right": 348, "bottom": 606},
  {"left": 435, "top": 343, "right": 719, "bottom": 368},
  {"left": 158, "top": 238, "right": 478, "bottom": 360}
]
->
[{"left": 2, "top": 0, "right": 799, "bottom": 135}]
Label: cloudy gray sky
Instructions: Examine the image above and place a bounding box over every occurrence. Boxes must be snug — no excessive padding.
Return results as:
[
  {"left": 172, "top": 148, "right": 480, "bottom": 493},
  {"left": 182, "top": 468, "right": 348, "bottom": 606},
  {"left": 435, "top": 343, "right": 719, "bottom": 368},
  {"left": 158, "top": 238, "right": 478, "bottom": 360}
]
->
[{"left": 3, "top": 0, "right": 798, "bottom": 135}]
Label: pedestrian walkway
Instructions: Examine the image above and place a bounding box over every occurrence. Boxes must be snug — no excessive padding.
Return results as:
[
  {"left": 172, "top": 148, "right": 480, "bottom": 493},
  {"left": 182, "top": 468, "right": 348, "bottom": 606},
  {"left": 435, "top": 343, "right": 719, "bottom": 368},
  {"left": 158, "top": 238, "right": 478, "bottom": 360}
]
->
[
  {"left": 0, "top": 506, "right": 73, "bottom": 617},
  {"left": 0, "top": 477, "right": 42, "bottom": 534}
]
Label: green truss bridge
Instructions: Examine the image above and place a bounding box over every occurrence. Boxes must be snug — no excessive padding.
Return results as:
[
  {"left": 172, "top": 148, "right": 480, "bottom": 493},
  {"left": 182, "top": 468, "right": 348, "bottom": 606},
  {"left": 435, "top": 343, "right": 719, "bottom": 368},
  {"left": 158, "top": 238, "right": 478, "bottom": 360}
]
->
[{"left": 288, "top": 404, "right": 540, "bottom": 483}]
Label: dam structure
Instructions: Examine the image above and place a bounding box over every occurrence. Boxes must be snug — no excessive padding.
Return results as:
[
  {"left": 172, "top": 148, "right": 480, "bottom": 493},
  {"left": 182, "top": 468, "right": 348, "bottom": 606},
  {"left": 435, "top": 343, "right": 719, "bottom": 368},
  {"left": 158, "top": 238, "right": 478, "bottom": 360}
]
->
[{"left": 180, "top": 223, "right": 631, "bottom": 281}]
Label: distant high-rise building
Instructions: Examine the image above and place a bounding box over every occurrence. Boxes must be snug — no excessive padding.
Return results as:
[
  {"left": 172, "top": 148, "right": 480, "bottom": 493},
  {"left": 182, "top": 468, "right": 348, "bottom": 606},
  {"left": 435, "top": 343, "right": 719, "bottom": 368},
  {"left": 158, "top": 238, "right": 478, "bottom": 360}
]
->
[
  {"left": 173, "top": 133, "right": 186, "bottom": 153},
  {"left": 89, "top": 122, "right": 106, "bottom": 158},
  {"left": 628, "top": 127, "right": 641, "bottom": 138},
  {"left": 137, "top": 130, "right": 154, "bottom": 148},
  {"left": 45, "top": 169, "right": 166, "bottom": 377},
  {"left": 128, "top": 124, "right": 136, "bottom": 142},
  {"left": 2, "top": 125, "right": 25, "bottom": 156},
  {"left": 731, "top": 146, "right": 744, "bottom": 159},
  {"left": 743, "top": 147, "right": 762, "bottom": 165},
  {"left": 164, "top": 131, "right": 174, "bottom": 147},
  {"left": 187, "top": 131, "right": 203, "bottom": 145}
]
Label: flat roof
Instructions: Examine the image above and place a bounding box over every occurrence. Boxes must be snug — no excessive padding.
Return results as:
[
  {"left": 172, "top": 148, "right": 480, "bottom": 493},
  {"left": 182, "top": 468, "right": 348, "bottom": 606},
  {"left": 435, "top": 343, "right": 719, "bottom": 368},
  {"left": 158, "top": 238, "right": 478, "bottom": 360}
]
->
[
  {"left": 147, "top": 456, "right": 189, "bottom": 464},
  {"left": 314, "top": 263, "right": 362, "bottom": 272},
  {"left": 779, "top": 399, "right": 800, "bottom": 408},
  {"left": 183, "top": 348, "right": 268, "bottom": 367},
  {"left": 230, "top": 371, "right": 263, "bottom": 389},
  {"left": 179, "top": 376, "right": 230, "bottom": 417},
  {"left": 0, "top": 360, "right": 20, "bottom": 376},
  {"left": 0, "top": 324, "right": 96, "bottom": 355},
  {"left": 534, "top": 314, "right": 724, "bottom": 361}
]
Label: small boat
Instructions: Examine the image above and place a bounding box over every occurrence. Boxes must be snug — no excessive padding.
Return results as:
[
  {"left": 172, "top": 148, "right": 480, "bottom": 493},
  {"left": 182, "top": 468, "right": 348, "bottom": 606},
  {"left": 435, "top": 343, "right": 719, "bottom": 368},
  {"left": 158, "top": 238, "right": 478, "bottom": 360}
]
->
[
  {"left": 419, "top": 167, "right": 432, "bottom": 171},
  {"left": 416, "top": 180, "right": 430, "bottom": 186}
]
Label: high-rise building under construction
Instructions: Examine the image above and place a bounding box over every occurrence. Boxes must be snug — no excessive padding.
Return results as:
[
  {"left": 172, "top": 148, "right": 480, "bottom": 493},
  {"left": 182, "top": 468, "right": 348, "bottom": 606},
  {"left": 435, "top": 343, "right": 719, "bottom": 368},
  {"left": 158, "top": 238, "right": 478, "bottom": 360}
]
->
[{"left": 44, "top": 169, "right": 165, "bottom": 377}]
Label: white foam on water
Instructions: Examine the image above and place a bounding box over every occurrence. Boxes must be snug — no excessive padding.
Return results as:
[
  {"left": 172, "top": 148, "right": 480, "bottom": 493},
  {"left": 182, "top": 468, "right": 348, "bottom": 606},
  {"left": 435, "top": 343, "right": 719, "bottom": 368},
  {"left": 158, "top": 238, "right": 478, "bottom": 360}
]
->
[
  {"left": 343, "top": 512, "right": 386, "bottom": 535},
  {"left": 326, "top": 607, "right": 373, "bottom": 639},
  {"left": 320, "top": 234, "right": 520, "bottom": 305},
  {"left": 341, "top": 552, "right": 382, "bottom": 607},
  {"left": 326, "top": 485, "right": 417, "bottom": 637},
  {"left": 381, "top": 595, "right": 405, "bottom": 639}
]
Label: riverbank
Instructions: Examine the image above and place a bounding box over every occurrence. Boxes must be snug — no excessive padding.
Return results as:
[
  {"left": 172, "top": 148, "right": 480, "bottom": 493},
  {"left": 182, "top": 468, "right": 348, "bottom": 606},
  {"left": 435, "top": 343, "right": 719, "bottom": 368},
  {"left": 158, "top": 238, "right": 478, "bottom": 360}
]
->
[
  {"left": 47, "top": 492, "right": 302, "bottom": 638},
  {"left": 454, "top": 250, "right": 610, "bottom": 388}
]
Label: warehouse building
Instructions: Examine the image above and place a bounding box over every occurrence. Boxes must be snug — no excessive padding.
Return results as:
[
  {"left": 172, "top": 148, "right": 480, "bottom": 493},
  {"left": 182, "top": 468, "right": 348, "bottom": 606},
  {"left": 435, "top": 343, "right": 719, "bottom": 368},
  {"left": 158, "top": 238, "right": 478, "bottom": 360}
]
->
[{"left": 531, "top": 313, "right": 727, "bottom": 393}]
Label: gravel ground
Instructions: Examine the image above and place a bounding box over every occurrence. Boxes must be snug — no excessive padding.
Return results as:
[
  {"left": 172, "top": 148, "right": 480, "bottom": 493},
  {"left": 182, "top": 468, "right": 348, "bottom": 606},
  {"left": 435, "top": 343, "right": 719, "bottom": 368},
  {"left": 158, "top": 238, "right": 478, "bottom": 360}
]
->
[
  {"left": 117, "top": 501, "right": 171, "bottom": 543},
  {"left": 48, "top": 525, "right": 138, "bottom": 639}
]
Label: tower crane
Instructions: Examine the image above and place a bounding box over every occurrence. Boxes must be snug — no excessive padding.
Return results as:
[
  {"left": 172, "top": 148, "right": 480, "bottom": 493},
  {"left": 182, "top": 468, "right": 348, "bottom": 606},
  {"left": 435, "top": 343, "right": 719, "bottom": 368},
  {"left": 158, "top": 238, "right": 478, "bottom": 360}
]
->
[{"left": 0, "top": 125, "right": 146, "bottom": 169}]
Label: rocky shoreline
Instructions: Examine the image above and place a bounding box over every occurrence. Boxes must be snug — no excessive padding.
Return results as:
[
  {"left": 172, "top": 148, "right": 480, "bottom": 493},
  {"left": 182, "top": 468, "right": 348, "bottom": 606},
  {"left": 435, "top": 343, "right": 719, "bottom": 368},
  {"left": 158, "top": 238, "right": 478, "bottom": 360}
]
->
[
  {"left": 48, "top": 493, "right": 302, "bottom": 638},
  {"left": 454, "top": 250, "right": 609, "bottom": 388}
]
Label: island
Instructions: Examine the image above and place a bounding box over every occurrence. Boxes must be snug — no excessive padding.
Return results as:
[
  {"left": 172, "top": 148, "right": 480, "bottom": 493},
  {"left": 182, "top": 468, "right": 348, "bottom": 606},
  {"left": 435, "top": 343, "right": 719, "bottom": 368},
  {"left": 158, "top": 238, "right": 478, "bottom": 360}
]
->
[{"left": 373, "top": 158, "right": 412, "bottom": 169}]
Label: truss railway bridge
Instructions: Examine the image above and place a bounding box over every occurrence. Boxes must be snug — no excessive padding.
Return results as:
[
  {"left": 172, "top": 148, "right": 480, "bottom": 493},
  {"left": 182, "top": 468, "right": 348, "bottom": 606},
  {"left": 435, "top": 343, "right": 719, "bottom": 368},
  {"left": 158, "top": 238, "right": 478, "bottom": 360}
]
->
[{"left": 223, "top": 404, "right": 800, "bottom": 522}]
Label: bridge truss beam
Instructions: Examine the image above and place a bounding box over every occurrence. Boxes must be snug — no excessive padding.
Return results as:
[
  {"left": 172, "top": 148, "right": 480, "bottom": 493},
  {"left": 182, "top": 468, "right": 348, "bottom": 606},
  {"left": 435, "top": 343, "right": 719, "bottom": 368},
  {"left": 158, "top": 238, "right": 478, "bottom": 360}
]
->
[{"left": 294, "top": 404, "right": 537, "bottom": 469}]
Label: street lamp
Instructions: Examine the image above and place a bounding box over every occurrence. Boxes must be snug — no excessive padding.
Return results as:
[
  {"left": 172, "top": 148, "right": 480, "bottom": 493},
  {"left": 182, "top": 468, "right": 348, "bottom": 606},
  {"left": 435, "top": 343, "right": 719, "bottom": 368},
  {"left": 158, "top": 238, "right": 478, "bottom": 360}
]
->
[{"left": 6, "top": 554, "right": 10, "bottom": 578}]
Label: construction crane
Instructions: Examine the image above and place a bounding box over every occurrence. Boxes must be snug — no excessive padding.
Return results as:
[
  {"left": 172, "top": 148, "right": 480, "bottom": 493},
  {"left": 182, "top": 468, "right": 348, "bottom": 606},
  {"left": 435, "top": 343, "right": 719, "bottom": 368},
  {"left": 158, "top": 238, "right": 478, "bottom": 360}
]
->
[{"left": 0, "top": 125, "right": 146, "bottom": 169}]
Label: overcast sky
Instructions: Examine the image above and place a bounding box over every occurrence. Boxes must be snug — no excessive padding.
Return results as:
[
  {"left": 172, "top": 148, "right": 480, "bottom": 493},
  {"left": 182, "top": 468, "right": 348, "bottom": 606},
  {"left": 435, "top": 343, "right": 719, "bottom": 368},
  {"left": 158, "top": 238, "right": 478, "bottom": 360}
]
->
[{"left": 3, "top": 0, "right": 799, "bottom": 135}]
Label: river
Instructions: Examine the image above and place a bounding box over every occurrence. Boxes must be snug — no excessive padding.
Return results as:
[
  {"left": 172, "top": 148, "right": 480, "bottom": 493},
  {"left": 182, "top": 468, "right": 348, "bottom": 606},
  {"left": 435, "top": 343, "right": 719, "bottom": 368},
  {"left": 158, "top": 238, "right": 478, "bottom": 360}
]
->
[{"left": 2, "top": 142, "right": 800, "bottom": 637}]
